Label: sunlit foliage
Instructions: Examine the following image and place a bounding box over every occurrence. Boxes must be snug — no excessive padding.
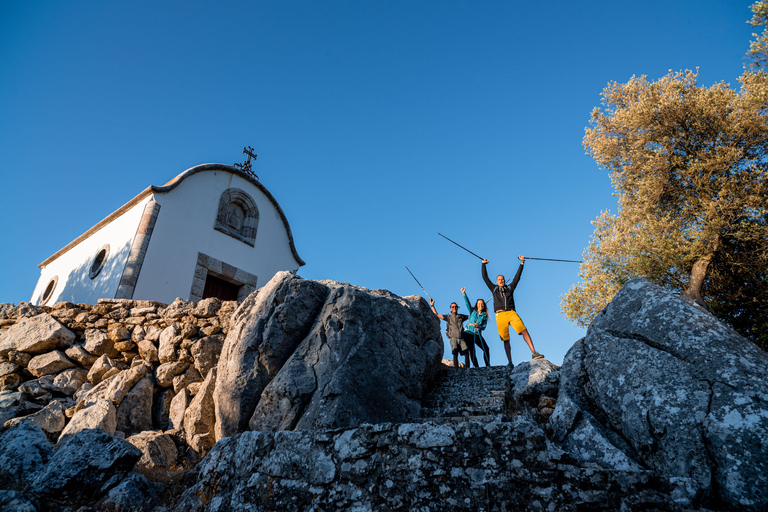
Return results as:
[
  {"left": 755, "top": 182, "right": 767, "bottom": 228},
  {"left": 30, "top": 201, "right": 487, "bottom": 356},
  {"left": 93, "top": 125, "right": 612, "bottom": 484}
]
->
[{"left": 562, "top": 2, "right": 768, "bottom": 349}]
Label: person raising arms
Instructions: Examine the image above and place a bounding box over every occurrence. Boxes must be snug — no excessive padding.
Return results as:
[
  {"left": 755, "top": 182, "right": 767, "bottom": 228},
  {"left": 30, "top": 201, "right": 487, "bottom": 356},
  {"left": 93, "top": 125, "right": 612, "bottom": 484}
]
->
[
  {"left": 460, "top": 287, "right": 490, "bottom": 367},
  {"left": 481, "top": 255, "right": 544, "bottom": 367},
  {"left": 430, "top": 298, "right": 470, "bottom": 369}
]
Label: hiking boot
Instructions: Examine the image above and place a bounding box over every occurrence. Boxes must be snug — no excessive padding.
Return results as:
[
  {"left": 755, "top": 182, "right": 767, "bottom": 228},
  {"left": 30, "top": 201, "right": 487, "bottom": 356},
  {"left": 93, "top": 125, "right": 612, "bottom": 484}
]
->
[
  {"left": 532, "top": 351, "right": 545, "bottom": 360},
  {"left": 507, "top": 361, "right": 514, "bottom": 369}
]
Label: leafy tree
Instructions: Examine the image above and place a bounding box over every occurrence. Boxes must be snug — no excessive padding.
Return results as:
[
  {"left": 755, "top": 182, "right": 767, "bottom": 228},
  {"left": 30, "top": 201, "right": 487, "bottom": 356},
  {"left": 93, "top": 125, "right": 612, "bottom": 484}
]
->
[{"left": 562, "top": 2, "right": 768, "bottom": 349}]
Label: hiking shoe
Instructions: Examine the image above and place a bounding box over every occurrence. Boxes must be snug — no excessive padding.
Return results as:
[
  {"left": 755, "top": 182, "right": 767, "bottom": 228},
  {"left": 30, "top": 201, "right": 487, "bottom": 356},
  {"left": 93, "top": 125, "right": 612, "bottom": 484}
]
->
[
  {"left": 532, "top": 351, "right": 544, "bottom": 360},
  {"left": 507, "top": 361, "right": 514, "bottom": 369}
]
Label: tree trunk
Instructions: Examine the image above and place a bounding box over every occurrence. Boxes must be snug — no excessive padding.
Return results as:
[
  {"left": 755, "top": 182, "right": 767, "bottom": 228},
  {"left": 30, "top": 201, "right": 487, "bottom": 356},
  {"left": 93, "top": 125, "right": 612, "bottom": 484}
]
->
[
  {"left": 685, "top": 256, "right": 711, "bottom": 309},
  {"left": 684, "top": 235, "right": 720, "bottom": 309}
]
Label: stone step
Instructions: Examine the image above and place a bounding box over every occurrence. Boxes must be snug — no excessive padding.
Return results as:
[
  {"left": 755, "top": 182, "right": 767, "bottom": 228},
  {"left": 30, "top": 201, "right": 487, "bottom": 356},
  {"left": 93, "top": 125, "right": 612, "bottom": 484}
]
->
[
  {"left": 418, "top": 414, "right": 508, "bottom": 425},
  {"left": 420, "top": 364, "right": 511, "bottom": 424}
]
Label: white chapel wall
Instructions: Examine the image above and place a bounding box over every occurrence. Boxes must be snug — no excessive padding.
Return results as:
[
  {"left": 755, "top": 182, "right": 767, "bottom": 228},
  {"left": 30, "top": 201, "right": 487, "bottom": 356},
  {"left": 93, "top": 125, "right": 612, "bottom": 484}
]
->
[
  {"left": 131, "top": 169, "right": 301, "bottom": 303},
  {"left": 31, "top": 196, "right": 153, "bottom": 305}
]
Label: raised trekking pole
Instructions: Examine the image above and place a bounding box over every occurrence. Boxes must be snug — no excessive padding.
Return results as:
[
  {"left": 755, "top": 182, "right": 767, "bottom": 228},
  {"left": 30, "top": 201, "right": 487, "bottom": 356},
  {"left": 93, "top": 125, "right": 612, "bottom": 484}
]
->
[
  {"left": 405, "top": 266, "right": 433, "bottom": 302},
  {"left": 524, "top": 256, "right": 583, "bottom": 263},
  {"left": 437, "top": 233, "right": 484, "bottom": 260}
]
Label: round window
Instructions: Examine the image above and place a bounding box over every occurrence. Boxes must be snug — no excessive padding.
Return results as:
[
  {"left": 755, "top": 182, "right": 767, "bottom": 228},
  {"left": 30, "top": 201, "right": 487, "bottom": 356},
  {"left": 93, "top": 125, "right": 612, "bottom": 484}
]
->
[
  {"left": 41, "top": 276, "right": 58, "bottom": 305},
  {"left": 89, "top": 244, "right": 110, "bottom": 279}
]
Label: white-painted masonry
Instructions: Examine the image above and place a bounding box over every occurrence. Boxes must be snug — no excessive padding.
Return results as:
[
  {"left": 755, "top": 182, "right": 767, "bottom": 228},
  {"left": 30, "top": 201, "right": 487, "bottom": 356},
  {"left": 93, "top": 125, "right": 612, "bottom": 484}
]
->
[{"left": 32, "top": 164, "right": 304, "bottom": 305}]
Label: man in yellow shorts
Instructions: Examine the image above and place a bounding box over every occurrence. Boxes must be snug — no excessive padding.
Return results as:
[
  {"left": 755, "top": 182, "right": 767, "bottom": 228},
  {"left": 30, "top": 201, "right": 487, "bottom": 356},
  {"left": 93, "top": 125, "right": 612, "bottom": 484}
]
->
[{"left": 481, "top": 255, "right": 544, "bottom": 367}]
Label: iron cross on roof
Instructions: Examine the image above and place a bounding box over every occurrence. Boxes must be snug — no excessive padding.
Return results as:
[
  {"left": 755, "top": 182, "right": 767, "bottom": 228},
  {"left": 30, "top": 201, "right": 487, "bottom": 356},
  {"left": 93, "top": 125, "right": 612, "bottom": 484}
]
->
[{"left": 234, "top": 146, "right": 258, "bottom": 180}]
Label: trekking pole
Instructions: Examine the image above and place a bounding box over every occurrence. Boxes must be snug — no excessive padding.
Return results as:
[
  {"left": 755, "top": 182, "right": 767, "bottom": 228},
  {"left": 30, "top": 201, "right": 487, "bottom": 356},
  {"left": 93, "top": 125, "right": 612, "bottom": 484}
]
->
[
  {"left": 405, "top": 266, "right": 433, "bottom": 301},
  {"left": 437, "top": 233, "right": 484, "bottom": 260},
  {"left": 524, "top": 257, "right": 583, "bottom": 263}
]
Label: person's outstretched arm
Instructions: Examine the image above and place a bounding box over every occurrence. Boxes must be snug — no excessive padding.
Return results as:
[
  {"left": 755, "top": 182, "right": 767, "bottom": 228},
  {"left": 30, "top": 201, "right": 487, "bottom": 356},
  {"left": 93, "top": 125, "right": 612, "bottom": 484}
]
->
[
  {"left": 509, "top": 255, "right": 525, "bottom": 291},
  {"left": 430, "top": 298, "right": 445, "bottom": 320},
  {"left": 481, "top": 259, "right": 494, "bottom": 291}
]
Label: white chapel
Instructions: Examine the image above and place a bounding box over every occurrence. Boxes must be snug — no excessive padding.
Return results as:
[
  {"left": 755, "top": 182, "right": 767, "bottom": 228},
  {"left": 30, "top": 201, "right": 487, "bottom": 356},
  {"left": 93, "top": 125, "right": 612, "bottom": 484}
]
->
[{"left": 31, "top": 162, "right": 304, "bottom": 306}]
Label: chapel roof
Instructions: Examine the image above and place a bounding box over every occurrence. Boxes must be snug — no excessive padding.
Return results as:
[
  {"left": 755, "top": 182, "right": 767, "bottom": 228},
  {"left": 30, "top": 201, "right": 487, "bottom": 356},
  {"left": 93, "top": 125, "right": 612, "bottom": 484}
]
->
[{"left": 39, "top": 164, "right": 305, "bottom": 268}]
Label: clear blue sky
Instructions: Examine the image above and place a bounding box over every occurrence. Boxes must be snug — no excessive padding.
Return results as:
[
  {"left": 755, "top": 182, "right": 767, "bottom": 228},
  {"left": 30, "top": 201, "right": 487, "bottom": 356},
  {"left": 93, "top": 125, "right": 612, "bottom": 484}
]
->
[{"left": 0, "top": 1, "right": 756, "bottom": 365}]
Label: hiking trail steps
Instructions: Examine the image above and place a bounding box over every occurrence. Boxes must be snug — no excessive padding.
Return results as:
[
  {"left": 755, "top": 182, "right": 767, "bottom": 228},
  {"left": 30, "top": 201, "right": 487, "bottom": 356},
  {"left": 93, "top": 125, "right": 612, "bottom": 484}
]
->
[{"left": 420, "top": 365, "right": 510, "bottom": 424}]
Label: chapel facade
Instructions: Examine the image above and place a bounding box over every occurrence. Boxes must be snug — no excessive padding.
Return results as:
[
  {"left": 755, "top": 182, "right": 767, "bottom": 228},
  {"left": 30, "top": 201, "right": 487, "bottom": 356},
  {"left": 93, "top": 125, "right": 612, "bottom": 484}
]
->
[{"left": 31, "top": 163, "right": 304, "bottom": 306}]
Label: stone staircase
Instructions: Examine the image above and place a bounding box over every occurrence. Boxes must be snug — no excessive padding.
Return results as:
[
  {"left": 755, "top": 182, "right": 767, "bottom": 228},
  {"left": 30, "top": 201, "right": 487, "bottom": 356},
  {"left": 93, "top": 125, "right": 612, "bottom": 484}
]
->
[{"left": 420, "top": 365, "right": 510, "bottom": 424}]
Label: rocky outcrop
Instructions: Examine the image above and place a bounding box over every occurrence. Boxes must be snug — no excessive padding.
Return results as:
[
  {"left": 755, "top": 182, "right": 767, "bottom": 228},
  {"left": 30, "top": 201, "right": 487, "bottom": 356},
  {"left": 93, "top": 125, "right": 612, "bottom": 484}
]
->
[
  {"left": 175, "top": 417, "right": 681, "bottom": 512},
  {"left": 0, "top": 273, "right": 443, "bottom": 509},
  {"left": 551, "top": 278, "right": 768, "bottom": 510},
  {"left": 215, "top": 271, "right": 443, "bottom": 438},
  {"left": 2, "top": 275, "right": 765, "bottom": 511}
]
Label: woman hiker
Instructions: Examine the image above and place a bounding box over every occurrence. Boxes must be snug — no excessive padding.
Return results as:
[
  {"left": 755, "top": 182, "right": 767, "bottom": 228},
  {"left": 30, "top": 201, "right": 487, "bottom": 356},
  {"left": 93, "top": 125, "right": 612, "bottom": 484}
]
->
[
  {"left": 461, "top": 287, "right": 491, "bottom": 367},
  {"left": 481, "top": 255, "right": 544, "bottom": 367}
]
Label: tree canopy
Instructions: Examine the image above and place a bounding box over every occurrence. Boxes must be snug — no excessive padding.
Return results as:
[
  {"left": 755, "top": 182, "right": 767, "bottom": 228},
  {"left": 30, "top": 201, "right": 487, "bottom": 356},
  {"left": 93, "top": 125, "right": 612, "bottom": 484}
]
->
[{"left": 562, "top": 2, "right": 768, "bottom": 349}]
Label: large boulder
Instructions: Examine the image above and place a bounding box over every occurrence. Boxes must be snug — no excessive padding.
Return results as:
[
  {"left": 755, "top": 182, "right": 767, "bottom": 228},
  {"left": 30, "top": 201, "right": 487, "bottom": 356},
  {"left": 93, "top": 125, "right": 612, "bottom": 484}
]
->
[
  {"left": 32, "top": 429, "right": 142, "bottom": 504},
  {"left": 174, "top": 417, "right": 684, "bottom": 512},
  {"left": 0, "top": 313, "right": 75, "bottom": 355},
  {"left": 551, "top": 278, "right": 768, "bottom": 510},
  {"left": 214, "top": 272, "right": 442, "bottom": 440},
  {"left": 0, "top": 422, "right": 53, "bottom": 489}
]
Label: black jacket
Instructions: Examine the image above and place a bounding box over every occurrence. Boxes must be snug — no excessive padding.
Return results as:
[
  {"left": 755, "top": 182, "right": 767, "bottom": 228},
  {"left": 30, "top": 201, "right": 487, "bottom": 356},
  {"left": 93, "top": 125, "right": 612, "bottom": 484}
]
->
[{"left": 482, "top": 262, "right": 523, "bottom": 312}]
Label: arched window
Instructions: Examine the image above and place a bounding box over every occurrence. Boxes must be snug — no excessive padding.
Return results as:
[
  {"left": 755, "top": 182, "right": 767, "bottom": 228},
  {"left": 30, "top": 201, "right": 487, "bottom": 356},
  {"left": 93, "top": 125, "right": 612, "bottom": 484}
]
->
[
  {"left": 89, "top": 244, "right": 110, "bottom": 279},
  {"left": 41, "top": 276, "right": 58, "bottom": 305},
  {"left": 214, "top": 188, "right": 259, "bottom": 246}
]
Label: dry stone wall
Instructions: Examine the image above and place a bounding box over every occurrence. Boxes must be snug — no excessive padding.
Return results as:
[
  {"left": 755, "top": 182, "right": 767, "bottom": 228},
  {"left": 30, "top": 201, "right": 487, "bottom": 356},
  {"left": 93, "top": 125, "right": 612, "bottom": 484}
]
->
[{"left": 0, "top": 295, "right": 237, "bottom": 468}]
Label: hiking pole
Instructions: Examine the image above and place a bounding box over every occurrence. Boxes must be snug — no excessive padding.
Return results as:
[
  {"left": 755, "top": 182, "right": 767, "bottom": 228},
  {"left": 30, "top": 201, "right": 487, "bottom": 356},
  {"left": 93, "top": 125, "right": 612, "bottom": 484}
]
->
[
  {"left": 437, "top": 233, "right": 484, "bottom": 260},
  {"left": 405, "top": 266, "right": 433, "bottom": 301},
  {"left": 524, "top": 257, "right": 583, "bottom": 263}
]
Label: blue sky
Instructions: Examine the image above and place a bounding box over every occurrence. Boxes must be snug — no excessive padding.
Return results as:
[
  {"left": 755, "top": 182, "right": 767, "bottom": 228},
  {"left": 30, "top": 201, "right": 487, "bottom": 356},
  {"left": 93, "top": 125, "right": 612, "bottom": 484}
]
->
[{"left": 0, "top": 1, "right": 757, "bottom": 365}]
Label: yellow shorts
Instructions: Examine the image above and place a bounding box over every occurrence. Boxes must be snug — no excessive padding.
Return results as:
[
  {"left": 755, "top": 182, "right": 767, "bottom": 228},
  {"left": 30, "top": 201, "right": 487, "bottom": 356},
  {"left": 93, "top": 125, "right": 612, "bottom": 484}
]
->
[{"left": 495, "top": 310, "right": 526, "bottom": 341}]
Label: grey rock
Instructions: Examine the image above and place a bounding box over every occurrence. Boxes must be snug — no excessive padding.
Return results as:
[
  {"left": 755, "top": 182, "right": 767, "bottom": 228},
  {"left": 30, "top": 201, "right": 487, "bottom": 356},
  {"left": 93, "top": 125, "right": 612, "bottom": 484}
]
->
[
  {"left": 33, "top": 429, "right": 142, "bottom": 503},
  {"left": 59, "top": 398, "right": 117, "bottom": 442},
  {"left": 174, "top": 418, "right": 686, "bottom": 512},
  {"left": 85, "top": 328, "right": 120, "bottom": 358},
  {"left": 158, "top": 324, "right": 180, "bottom": 363},
  {"left": 551, "top": 278, "right": 768, "bottom": 510},
  {"left": 65, "top": 344, "right": 98, "bottom": 366},
  {"left": 172, "top": 366, "right": 202, "bottom": 393},
  {"left": 184, "top": 367, "right": 217, "bottom": 458},
  {"left": 95, "top": 472, "right": 159, "bottom": 512},
  {"left": 0, "top": 490, "right": 39, "bottom": 512},
  {"left": 1, "top": 313, "right": 75, "bottom": 354},
  {"left": 4, "top": 400, "right": 66, "bottom": 435},
  {"left": 156, "top": 359, "right": 190, "bottom": 387},
  {"left": 507, "top": 358, "right": 560, "bottom": 407},
  {"left": 137, "top": 339, "right": 159, "bottom": 363},
  {"left": 116, "top": 375, "right": 155, "bottom": 436},
  {"left": 215, "top": 272, "right": 442, "bottom": 439},
  {"left": 189, "top": 334, "right": 224, "bottom": 378},
  {"left": 51, "top": 367, "right": 89, "bottom": 395},
  {"left": 168, "top": 387, "right": 189, "bottom": 430},
  {"left": 26, "top": 350, "right": 76, "bottom": 377},
  {"left": 7, "top": 350, "right": 33, "bottom": 367},
  {"left": 0, "top": 422, "right": 53, "bottom": 489},
  {"left": 18, "top": 375, "right": 55, "bottom": 397},
  {"left": 77, "top": 362, "right": 152, "bottom": 411},
  {"left": 0, "top": 361, "right": 20, "bottom": 377},
  {"left": 87, "top": 354, "right": 118, "bottom": 384},
  {"left": 193, "top": 297, "right": 221, "bottom": 318},
  {"left": 126, "top": 430, "right": 179, "bottom": 472}
]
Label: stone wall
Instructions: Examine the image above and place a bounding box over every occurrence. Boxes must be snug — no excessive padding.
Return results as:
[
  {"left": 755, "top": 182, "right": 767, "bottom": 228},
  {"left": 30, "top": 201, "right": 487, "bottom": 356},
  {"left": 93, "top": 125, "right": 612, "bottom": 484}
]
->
[{"left": 0, "top": 296, "right": 237, "bottom": 469}]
